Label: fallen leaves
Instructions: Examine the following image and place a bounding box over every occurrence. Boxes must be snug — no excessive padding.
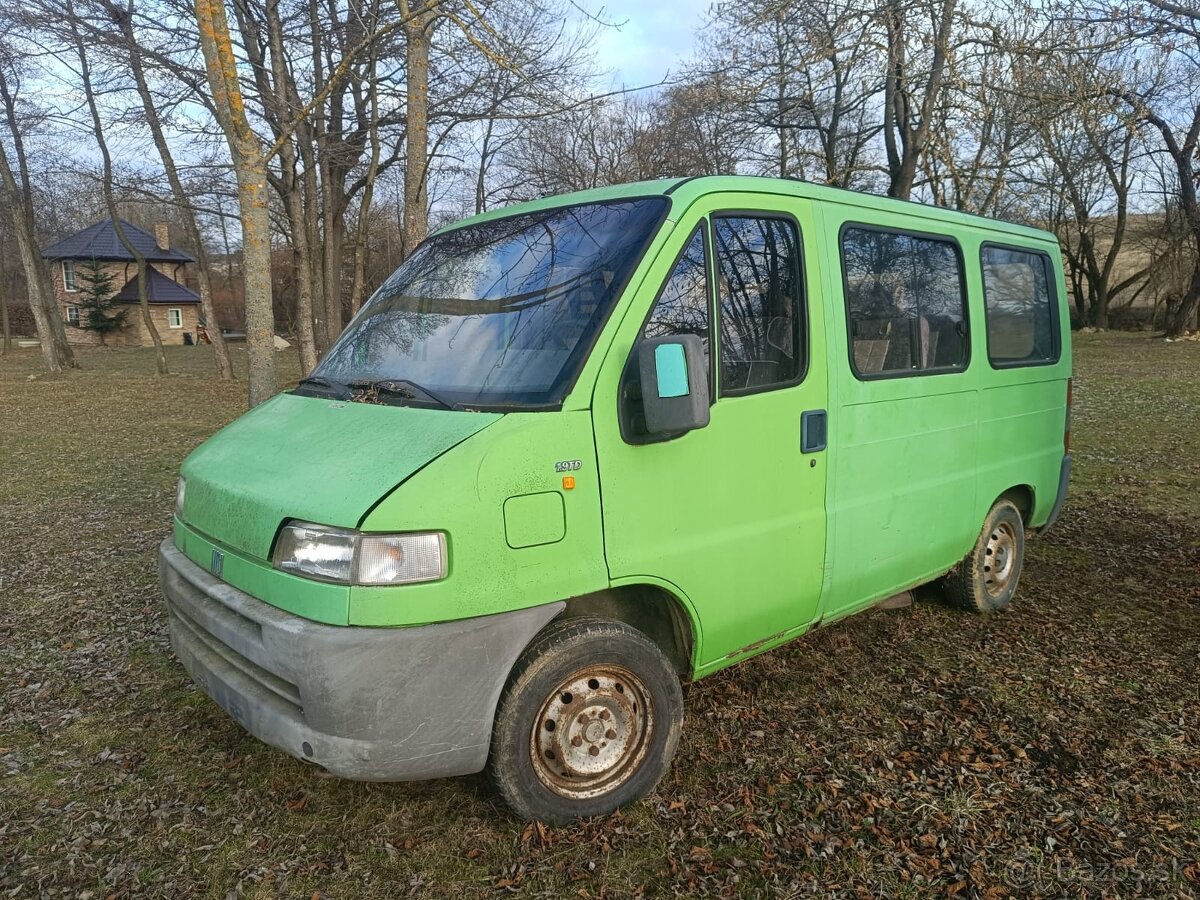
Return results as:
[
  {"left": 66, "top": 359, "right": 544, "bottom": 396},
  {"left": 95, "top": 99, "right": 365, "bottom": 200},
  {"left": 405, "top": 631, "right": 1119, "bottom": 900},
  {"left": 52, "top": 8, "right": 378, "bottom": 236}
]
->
[{"left": 2, "top": 340, "right": 1199, "bottom": 897}]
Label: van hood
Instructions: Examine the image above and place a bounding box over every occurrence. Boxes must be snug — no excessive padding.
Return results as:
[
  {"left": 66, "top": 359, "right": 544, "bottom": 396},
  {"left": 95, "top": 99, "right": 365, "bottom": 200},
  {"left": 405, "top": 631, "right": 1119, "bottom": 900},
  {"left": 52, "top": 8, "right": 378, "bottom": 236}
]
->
[{"left": 179, "top": 393, "right": 501, "bottom": 560}]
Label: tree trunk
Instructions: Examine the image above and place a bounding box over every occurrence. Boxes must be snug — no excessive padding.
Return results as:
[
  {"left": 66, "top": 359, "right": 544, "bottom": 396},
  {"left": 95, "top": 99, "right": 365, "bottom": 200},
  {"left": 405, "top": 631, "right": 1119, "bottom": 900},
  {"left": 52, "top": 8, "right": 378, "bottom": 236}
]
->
[
  {"left": 196, "top": 0, "right": 278, "bottom": 406},
  {"left": 1093, "top": 284, "right": 1109, "bottom": 329},
  {"left": 1167, "top": 263, "right": 1200, "bottom": 335},
  {"left": 348, "top": 172, "right": 379, "bottom": 319},
  {"left": 322, "top": 178, "right": 344, "bottom": 338},
  {"left": 68, "top": 5, "right": 168, "bottom": 376},
  {"left": 0, "top": 75, "right": 75, "bottom": 372},
  {"left": 0, "top": 250, "right": 10, "bottom": 354},
  {"left": 281, "top": 183, "right": 321, "bottom": 374},
  {"left": 349, "top": 43, "right": 382, "bottom": 318},
  {"left": 0, "top": 145, "right": 74, "bottom": 372},
  {"left": 475, "top": 116, "right": 494, "bottom": 216},
  {"left": 884, "top": 0, "right": 955, "bottom": 200},
  {"left": 299, "top": 148, "right": 329, "bottom": 350},
  {"left": 260, "top": 1, "right": 320, "bottom": 374},
  {"left": 402, "top": 4, "right": 434, "bottom": 256},
  {"left": 111, "top": 0, "right": 233, "bottom": 381},
  {"left": 232, "top": 158, "right": 279, "bottom": 407}
]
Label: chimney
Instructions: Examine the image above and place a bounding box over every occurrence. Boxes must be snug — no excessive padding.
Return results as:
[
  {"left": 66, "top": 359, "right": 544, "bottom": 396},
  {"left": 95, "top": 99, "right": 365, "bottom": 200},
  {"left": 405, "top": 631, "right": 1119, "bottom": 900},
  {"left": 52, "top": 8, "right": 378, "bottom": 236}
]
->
[{"left": 154, "top": 221, "right": 169, "bottom": 252}]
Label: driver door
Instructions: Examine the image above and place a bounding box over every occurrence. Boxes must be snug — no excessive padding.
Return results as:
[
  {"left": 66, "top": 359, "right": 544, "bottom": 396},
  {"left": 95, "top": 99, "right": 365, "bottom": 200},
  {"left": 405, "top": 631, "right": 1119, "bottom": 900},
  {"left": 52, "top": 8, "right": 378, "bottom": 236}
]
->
[{"left": 592, "top": 194, "right": 829, "bottom": 672}]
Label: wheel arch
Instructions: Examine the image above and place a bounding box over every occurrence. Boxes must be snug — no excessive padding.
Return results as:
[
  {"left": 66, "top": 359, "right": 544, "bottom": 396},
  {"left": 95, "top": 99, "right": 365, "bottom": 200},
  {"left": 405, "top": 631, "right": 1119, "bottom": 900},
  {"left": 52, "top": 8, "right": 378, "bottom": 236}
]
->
[
  {"left": 996, "top": 484, "right": 1035, "bottom": 526},
  {"left": 558, "top": 582, "right": 698, "bottom": 678}
]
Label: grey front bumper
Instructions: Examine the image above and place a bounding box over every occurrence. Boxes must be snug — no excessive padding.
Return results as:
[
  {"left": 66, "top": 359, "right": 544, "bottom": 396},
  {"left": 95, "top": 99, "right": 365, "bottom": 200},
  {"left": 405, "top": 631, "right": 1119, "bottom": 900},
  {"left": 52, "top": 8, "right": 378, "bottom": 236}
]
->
[{"left": 159, "top": 538, "right": 563, "bottom": 781}]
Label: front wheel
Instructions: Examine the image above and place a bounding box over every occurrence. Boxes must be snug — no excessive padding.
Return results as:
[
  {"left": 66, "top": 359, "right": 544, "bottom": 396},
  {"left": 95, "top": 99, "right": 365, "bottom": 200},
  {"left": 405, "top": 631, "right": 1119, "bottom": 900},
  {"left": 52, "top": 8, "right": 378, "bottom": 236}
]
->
[
  {"left": 488, "top": 617, "right": 683, "bottom": 823},
  {"left": 942, "top": 499, "right": 1025, "bottom": 613}
]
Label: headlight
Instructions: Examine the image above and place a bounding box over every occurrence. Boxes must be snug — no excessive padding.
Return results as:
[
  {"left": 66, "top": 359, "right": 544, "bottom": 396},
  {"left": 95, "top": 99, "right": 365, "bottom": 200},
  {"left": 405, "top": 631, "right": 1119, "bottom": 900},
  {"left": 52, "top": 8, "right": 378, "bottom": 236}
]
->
[
  {"left": 175, "top": 477, "right": 186, "bottom": 519},
  {"left": 272, "top": 521, "right": 447, "bottom": 585},
  {"left": 273, "top": 522, "right": 357, "bottom": 583}
]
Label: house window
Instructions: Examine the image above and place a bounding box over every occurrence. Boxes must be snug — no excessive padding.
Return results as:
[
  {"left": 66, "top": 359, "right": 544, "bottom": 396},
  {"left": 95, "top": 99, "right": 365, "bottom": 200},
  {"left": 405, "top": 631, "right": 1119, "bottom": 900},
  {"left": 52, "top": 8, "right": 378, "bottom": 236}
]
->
[
  {"left": 168, "top": 308, "right": 183, "bottom": 328},
  {"left": 63, "top": 261, "right": 77, "bottom": 292},
  {"left": 67, "top": 305, "right": 80, "bottom": 326}
]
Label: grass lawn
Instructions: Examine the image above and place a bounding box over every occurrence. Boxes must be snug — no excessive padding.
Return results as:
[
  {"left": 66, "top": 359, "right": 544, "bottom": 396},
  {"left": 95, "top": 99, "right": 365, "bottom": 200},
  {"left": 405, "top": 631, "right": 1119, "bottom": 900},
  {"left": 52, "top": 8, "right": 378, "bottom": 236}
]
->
[{"left": 1, "top": 333, "right": 1198, "bottom": 897}]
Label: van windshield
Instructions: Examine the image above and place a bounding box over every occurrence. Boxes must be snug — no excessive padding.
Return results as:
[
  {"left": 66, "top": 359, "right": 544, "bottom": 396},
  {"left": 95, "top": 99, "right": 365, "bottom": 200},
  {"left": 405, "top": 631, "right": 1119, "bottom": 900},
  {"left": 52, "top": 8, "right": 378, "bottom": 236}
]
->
[{"left": 308, "top": 198, "right": 668, "bottom": 409}]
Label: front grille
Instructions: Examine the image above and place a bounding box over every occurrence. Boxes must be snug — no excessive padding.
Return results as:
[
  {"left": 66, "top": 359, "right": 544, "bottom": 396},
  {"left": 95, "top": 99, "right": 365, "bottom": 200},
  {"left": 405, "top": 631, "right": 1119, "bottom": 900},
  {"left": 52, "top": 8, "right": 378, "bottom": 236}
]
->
[
  {"left": 168, "top": 601, "right": 303, "bottom": 712},
  {"left": 162, "top": 549, "right": 304, "bottom": 715}
]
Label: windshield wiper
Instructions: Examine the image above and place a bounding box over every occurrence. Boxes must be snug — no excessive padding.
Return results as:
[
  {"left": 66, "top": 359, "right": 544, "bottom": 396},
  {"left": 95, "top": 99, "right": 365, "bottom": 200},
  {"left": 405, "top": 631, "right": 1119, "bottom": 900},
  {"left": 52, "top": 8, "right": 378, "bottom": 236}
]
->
[
  {"left": 347, "top": 378, "right": 459, "bottom": 411},
  {"left": 294, "top": 376, "right": 351, "bottom": 398}
]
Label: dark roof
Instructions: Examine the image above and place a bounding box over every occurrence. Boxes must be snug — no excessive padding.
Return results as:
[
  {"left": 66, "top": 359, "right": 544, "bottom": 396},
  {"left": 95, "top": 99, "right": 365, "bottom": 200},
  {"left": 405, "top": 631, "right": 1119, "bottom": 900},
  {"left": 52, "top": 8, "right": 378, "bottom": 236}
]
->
[
  {"left": 113, "top": 266, "right": 201, "bottom": 304},
  {"left": 41, "top": 218, "right": 194, "bottom": 263}
]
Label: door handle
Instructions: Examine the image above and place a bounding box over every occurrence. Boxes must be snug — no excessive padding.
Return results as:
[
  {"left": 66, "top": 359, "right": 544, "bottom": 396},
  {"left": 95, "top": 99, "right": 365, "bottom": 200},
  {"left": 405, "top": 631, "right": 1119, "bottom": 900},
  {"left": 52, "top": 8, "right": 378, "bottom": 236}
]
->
[{"left": 801, "top": 409, "right": 827, "bottom": 453}]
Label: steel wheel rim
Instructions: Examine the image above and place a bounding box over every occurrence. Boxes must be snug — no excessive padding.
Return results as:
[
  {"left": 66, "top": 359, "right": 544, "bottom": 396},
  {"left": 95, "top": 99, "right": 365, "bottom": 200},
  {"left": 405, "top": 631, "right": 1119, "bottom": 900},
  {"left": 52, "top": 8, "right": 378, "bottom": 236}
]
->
[
  {"left": 983, "top": 521, "right": 1018, "bottom": 597},
  {"left": 530, "top": 665, "right": 653, "bottom": 800}
]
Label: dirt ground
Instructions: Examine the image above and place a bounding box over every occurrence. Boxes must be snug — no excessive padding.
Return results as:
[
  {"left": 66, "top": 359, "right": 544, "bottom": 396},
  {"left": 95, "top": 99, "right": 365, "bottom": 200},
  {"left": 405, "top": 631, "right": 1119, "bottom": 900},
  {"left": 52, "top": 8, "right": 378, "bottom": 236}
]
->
[{"left": 1, "top": 333, "right": 1197, "bottom": 898}]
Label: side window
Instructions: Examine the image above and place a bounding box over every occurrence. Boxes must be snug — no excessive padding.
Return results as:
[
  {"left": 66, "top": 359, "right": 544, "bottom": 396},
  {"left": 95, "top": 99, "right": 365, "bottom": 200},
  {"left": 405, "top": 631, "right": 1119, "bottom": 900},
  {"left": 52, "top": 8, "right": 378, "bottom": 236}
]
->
[
  {"left": 842, "top": 227, "right": 968, "bottom": 377},
  {"left": 981, "top": 245, "right": 1058, "bottom": 366},
  {"left": 713, "top": 215, "right": 804, "bottom": 394},
  {"left": 642, "top": 225, "right": 710, "bottom": 376}
]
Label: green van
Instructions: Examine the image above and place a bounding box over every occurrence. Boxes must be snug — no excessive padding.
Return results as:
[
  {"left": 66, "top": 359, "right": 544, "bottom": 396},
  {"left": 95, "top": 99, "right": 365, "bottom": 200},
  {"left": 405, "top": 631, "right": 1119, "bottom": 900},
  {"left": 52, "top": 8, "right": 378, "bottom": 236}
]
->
[{"left": 161, "top": 176, "right": 1071, "bottom": 822}]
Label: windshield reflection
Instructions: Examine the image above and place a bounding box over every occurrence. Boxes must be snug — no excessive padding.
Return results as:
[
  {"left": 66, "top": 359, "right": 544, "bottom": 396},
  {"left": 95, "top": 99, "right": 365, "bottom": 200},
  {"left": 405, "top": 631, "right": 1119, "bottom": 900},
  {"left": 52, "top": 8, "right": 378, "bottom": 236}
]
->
[{"left": 311, "top": 198, "right": 668, "bottom": 409}]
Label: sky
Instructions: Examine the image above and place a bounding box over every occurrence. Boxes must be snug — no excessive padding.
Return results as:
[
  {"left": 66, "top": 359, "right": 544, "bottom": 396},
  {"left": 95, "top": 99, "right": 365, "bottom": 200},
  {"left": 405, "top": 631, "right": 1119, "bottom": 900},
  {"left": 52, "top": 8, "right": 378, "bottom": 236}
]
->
[{"left": 583, "top": 0, "right": 710, "bottom": 91}]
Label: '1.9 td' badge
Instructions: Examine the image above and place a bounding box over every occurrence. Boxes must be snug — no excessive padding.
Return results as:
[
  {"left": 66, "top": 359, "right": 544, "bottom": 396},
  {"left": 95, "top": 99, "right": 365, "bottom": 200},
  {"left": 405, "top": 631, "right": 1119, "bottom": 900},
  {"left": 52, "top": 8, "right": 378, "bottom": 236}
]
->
[{"left": 554, "top": 459, "right": 582, "bottom": 473}]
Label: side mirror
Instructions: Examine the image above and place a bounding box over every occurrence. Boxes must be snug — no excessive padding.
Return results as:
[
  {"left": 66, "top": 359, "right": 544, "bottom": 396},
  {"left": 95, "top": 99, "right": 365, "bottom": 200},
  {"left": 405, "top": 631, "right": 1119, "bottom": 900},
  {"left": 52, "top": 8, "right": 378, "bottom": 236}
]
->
[{"left": 637, "top": 335, "right": 710, "bottom": 435}]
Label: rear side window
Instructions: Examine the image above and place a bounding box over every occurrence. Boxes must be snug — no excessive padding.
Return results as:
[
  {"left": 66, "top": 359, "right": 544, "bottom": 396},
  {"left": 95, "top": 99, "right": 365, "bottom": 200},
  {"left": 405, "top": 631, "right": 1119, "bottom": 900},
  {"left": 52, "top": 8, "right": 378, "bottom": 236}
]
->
[
  {"left": 713, "top": 215, "right": 805, "bottom": 394},
  {"left": 841, "top": 227, "right": 968, "bottom": 377},
  {"left": 642, "top": 225, "right": 711, "bottom": 376},
  {"left": 981, "top": 245, "right": 1059, "bottom": 366}
]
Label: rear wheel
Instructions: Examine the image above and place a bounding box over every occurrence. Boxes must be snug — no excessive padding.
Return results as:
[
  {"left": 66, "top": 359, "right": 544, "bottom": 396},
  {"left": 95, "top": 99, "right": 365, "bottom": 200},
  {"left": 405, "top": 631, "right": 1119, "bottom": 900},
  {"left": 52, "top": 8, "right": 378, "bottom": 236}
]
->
[
  {"left": 943, "top": 499, "right": 1025, "bottom": 613},
  {"left": 488, "top": 617, "right": 683, "bottom": 823}
]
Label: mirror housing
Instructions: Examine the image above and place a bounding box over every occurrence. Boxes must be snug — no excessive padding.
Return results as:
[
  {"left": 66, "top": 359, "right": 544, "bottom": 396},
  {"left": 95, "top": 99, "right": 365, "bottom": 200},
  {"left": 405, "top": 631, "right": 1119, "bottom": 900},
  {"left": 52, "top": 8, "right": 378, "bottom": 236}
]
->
[{"left": 636, "top": 335, "right": 710, "bottom": 435}]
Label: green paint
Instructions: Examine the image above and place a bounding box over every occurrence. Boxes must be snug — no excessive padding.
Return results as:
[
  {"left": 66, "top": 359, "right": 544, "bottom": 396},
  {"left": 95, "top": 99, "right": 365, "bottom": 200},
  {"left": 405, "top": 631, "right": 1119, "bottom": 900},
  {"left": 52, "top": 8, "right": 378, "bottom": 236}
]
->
[
  {"left": 180, "top": 393, "right": 500, "bottom": 561},
  {"left": 173, "top": 175, "right": 1070, "bottom": 681},
  {"left": 654, "top": 343, "right": 690, "bottom": 397}
]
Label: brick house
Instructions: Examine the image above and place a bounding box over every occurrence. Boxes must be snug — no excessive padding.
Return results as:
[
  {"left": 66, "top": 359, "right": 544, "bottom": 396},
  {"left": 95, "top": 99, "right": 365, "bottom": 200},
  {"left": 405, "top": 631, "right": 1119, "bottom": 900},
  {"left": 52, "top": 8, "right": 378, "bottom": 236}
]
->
[{"left": 42, "top": 219, "right": 201, "bottom": 346}]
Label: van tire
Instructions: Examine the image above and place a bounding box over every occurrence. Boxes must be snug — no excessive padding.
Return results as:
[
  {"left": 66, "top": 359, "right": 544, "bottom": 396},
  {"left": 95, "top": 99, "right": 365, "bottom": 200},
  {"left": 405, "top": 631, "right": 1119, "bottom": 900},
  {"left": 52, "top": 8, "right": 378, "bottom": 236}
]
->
[
  {"left": 488, "top": 616, "right": 683, "bottom": 823},
  {"left": 942, "top": 500, "right": 1025, "bottom": 613}
]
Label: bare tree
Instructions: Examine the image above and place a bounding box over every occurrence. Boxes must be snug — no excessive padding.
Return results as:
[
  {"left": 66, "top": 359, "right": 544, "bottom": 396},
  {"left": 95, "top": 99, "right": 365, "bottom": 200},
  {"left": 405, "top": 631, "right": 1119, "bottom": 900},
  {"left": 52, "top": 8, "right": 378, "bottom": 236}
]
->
[
  {"left": 229, "top": 0, "right": 323, "bottom": 371},
  {"left": 0, "top": 44, "right": 76, "bottom": 373},
  {"left": 696, "top": 0, "right": 880, "bottom": 184},
  {"left": 65, "top": 0, "right": 170, "bottom": 375},
  {"left": 401, "top": 0, "right": 436, "bottom": 256},
  {"left": 1068, "top": 0, "right": 1200, "bottom": 334},
  {"left": 92, "top": 0, "right": 234, "bottom": 379},
  {"left": 881, "top": 0, "right": 959, "bottom": 200},
  {"left": 922, "top": 25, "right": 1036, "bottom": 217},
  {"left": 502, "top": 96, "right": 668, "bottom": 197}
]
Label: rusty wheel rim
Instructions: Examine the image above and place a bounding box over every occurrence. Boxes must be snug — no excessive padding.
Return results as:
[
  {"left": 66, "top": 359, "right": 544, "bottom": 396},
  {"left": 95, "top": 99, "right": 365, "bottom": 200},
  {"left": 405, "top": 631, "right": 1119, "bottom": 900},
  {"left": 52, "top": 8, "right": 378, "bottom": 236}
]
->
[
  {"left": 983, "top": 521, "right": 1018, "bottom": 598},
  {"left": 530, "top": 665, "right": 653, "bottom": 800}
]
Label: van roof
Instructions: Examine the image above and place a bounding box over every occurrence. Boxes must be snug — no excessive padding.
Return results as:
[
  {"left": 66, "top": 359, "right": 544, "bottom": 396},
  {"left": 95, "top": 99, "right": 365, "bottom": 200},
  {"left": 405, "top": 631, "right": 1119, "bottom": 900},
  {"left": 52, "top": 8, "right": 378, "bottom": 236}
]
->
[{"left": 437, "top": 175, "right": 1058, "bottom": 246}]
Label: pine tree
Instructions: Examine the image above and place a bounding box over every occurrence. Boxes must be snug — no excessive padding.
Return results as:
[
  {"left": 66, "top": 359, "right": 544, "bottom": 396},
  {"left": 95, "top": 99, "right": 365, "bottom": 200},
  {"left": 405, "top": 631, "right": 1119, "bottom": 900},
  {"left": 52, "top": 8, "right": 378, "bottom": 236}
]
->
[{"left": 76, "top": 257, "right": 127, "bottom": 344}]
